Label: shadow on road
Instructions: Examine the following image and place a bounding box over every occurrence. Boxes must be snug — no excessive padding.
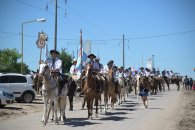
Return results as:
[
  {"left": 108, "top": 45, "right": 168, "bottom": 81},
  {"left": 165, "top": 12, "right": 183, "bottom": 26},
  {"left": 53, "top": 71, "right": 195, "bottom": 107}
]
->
[
  {"left": 64, "top": 118, "right": 101, "bottom": 127},
  {"left": 147, "top": 107, "right": 164, "bottom": 110},
  {"left": 99, "top": 116, "right": 130, "bottom": 121},
  {"left": 0, "top": 106, "right": 23, "bottom": 110}
]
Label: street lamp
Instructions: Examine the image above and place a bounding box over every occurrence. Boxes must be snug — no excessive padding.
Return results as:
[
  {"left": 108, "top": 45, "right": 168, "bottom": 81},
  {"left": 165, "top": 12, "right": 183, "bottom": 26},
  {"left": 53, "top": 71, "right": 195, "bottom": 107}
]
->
[{"left": 21, "top": 18, "right": 46, "bottom": 74}]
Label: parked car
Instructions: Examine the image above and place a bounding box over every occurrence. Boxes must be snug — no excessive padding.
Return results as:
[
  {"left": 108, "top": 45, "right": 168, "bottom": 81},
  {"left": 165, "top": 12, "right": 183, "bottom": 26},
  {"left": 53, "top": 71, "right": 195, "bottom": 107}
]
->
[
  {"left": 0, "top": 88, "right": 15, "bottom": 107},
  {"left": 0, "top": 73, "right": 36, "bottom": 103}
]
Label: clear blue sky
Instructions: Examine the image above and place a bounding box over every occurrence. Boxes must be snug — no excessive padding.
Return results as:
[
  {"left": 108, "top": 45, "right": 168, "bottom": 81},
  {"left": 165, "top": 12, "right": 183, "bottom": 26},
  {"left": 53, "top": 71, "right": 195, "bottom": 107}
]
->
[{"left": 0, "top": 0, "right": 195, "bottom": 78}]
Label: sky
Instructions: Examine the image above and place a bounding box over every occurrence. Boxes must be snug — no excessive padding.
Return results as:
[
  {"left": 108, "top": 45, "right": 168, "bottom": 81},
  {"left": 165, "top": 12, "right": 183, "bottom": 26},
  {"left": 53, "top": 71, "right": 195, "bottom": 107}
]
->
[{"left": 0, "top": 0, "right": 195, "bottom": 78}]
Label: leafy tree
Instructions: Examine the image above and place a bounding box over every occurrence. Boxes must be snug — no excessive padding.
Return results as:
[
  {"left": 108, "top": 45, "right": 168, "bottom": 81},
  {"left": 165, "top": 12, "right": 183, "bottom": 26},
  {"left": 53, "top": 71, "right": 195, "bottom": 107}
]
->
[
  {"left": 0, "top": 48, "right": 30, "bottom": 74},
  {"left": 59, "top": 48, "right": 73, "bottom": 73}
]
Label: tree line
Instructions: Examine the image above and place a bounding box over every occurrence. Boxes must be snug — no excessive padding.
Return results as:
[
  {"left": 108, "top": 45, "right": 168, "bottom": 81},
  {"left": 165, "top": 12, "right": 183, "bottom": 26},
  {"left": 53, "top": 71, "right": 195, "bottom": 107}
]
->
[{"left": 0, "top": 48, "right": 73, "bottom": 74}]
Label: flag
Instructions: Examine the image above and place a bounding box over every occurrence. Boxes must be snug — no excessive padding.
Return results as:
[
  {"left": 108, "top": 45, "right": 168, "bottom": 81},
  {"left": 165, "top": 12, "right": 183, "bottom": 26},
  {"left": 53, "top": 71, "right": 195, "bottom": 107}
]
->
[{"left": 76, "top": 45, "right": 87, "bottom": 76}]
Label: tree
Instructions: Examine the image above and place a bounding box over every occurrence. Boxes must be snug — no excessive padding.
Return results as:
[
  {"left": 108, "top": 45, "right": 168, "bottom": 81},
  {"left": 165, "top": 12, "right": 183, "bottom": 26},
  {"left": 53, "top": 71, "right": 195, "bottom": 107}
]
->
[
  {"left": 0, "top": 48, "right": 30, "bottom": 74},
  {"left": 58, "top": 48, "right": 72, "bottom": 73}
]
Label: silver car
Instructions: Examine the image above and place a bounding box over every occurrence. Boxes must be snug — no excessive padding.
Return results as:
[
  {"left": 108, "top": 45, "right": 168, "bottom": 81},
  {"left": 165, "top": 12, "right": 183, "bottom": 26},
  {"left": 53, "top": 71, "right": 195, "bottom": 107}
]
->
[
  {"left": 0, "top": 88, "right": 14, "bottom": 107},
  {"left": 0, "top": 73, "right": 36, "bottom": 103}
]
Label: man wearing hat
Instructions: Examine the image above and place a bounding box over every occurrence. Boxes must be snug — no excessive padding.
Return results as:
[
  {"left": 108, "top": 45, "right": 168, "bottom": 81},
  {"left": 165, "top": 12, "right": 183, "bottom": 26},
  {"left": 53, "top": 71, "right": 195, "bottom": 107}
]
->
[
  {"left": 87, "top": 53, "right": 96, "bottom": 65},
  {"left": 46, "top": 49, "right": 63, "bottom": 95},
  {"left": 70, "top": 58, "right": 78, "bottom": 76},
  {"left": 103, "top": 60, "right": 114, "bottom": 74},
  {"left": 47, "top": 49, "right": 62, "bottom": 73}
]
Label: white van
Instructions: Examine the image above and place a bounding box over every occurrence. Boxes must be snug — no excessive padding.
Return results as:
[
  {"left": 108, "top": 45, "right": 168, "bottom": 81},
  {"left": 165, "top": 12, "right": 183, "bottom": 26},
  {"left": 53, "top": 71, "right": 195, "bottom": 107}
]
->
[{"left": 0, "top": 73, "right": 36, "bottom": 103}]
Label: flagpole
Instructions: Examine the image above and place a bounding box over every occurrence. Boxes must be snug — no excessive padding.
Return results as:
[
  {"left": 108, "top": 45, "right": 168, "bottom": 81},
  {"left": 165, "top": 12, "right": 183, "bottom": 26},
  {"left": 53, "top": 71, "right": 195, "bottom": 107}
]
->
[{"left": 80, "top": 29, "right": 83, "bottom": 69}]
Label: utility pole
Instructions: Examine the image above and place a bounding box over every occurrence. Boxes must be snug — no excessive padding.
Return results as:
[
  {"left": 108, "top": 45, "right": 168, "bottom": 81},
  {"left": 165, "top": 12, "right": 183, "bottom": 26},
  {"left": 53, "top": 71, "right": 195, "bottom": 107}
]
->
[
  {"left": 54, "top": 0, "right": 58, "bottom": 50},
  {"left": 122, "top": 34, "right": 125, "bottom": 69},
  {"left": 152, "top": 55, "right": 154, "bottom": 69},
  {"left": 80, "top": 29, "right": 83, "bottom": 66}
]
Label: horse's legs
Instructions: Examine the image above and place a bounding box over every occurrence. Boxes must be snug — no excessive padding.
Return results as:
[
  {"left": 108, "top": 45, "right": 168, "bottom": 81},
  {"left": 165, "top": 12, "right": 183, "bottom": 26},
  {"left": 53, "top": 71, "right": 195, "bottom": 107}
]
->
[
  {"left": 111, "top": 94, "right": 116, "bottom": 110},
  {"left": 48, "top": 100, "right": 54, "bottom": 121},
  {"left": 53, "top": 99, "right": 59, "bottom": 124},
  {"left": 95, "top": 97, "right": 99, "bottom": 118},
  {"left": 60, "top": 96, "right": 66, "bottom": 123},
  {"left": 87, "top": 98, "right": 93, "bottom": 119},
  {"left": 104, "top": 94, "right": 108, "bottom": 113},
  {"left": 43, "top": 97, "right": 49, "bottom": 125},
  {"left": 99, "top": 95, "right": 102, "bottom": 113},
  {"left": 82, "top": 95, "right": 86, "bottom": 109},
  {"left": 69, "top": 95, "right": 73, "bottom": 111}
]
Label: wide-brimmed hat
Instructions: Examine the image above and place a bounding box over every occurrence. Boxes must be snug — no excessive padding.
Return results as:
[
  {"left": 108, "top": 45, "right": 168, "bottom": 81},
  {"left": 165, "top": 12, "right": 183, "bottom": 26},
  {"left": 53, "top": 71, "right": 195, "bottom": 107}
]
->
[
  {"left": 72, "top": 58, "right": 77, "bottom": 63},
  {"left": 87, "top": 54, "right": 96, "bottom": 58},
  {"left": 50, "top": 50, "right": 60, "bottom": 54},
  {"left": 107, "top": 60, "right": 114, "bottom": 65},
  {"left": 139, "top": 67, "right": 144, "bottom": 70}
]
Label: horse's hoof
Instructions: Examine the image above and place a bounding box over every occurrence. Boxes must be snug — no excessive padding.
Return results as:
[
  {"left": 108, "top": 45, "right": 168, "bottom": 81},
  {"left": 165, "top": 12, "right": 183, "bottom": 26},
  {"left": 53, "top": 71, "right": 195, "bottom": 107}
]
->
[
  {"left": 43, "top": 122, "right": 47, "bottom": 126},
  {"left": 95, "top": 114, "right": 98, "bottom": 118},
  {"left": 55, "top": 121, "right": 59, "bottom": 125}
]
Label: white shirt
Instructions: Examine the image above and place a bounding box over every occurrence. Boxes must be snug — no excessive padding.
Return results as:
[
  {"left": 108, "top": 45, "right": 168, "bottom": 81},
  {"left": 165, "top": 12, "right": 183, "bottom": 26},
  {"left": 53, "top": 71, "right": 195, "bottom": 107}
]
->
[
  {"left": 46, "top": 57, "right": 62, "bottom": 73},
  {"left": 145, "top": 70, "right": 150, "bottom": 77},
  {"left": 70, "top": 64, "right": 77, "bottom": 75},
  {"left": 103, "top": 65, "right": 109, "bottom": 74},
  {"left": 93, "top": 62, "right": 100, "bottom": 70}
]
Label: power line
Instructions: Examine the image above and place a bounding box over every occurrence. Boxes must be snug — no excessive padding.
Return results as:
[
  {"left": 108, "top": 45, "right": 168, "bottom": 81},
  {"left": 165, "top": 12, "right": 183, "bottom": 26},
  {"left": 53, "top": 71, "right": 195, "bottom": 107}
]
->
[
  {"left": 128, "top": 29, "right": 195, "bottom": 40},
  {"left": 15, "top": 0, "right": 46, "bottom": 11},
  {"left": 1, "top": 29, "right": 195, "bottom": 42}
]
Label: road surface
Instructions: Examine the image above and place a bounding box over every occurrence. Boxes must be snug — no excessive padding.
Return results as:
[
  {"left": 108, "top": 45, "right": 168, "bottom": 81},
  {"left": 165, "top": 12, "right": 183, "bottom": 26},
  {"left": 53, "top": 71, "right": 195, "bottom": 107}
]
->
[{"left": 0, "top": 84, "right": 181, "bottom": 130}]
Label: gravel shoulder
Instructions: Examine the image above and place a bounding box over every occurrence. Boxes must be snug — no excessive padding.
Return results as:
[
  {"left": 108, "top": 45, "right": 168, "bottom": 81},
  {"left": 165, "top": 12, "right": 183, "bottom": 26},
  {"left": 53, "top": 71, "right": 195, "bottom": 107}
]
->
[{"left": 176, "top": 90, "right": 195, "bottom": 130}]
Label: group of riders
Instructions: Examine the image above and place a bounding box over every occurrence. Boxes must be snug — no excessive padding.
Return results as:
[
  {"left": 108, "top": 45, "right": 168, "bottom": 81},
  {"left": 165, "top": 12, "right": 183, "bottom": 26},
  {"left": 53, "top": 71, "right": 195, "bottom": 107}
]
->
[
  {"left": 35, "top": 49, "right": 195, "bottom": 125},
  {"left": 36, "top": 49, "right": 191, "bottom": 111}
]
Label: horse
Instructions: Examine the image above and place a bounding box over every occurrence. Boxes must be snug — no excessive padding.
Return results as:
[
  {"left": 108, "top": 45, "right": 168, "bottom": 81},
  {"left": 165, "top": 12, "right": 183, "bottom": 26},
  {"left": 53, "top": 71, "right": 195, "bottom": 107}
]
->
[
  {"left": 163, "top": 76, "right": 170, "bottom": 91},
  {"left": 148, "top": 76, "right": 159, "bottom": 95},
  {"left": 104, "top": 67, "right": 117, "bottom": 112},
  {"left": 39, "top": 63, "right": 68, "bottom": 125},
  {"left": 32, "top": 72, "right": 43, "bottom": 95},
  {"left": 83, "top": 64, "right": 100, "bottom": 119},
  {"left": 170, "top": 76, "right": 182, "bottom": 91},
  {"left": 117, "top": 76, "right": 125, "bottom": 104},
  {"left": 64, "top": 75, "right": 77, "bottom": 111}
]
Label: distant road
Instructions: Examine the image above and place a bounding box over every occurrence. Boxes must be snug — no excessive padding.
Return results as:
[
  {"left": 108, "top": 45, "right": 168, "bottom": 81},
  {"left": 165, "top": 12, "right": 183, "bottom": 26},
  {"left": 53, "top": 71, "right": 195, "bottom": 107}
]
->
[{"left": 0, "top": 84, "right": 181, "bottom": 130}]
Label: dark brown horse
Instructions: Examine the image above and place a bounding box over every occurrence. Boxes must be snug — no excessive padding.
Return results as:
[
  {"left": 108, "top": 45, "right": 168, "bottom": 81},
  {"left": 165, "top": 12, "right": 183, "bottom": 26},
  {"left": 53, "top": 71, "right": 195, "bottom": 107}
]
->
[
  {"left": 32, "top": 73, "right": 43, "bottom": 94},
  {"left": 83, "top": 64, "right": 100, "bottom": 119},
  {"left": 170, "top": 76, "right": 182, "bottom": 91}
]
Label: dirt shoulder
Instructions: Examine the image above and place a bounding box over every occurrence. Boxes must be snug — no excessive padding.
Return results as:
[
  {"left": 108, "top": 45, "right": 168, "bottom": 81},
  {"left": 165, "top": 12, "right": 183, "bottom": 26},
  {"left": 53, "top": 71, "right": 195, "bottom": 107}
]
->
[
  {"left": 0, "top": 95, "right": 83, "bottom": 121},
  {"left": 0, "top": 95, "right": 43, "bottom": 121},
  {"left": 176, "top": 90, "right": 195, "bottom": 130}
]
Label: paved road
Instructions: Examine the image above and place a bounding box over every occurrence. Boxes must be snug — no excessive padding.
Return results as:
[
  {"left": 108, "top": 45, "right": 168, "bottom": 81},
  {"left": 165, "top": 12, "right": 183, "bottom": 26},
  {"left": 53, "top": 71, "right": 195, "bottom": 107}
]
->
[{"left": 0, "top": 84, "right": 181, "bottom": 130}]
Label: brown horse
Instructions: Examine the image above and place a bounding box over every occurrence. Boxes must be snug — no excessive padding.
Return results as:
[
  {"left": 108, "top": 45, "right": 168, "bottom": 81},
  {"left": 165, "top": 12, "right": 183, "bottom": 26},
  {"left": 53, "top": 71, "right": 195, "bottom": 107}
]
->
[
  {"left": 170, "top": 76, "right": 182, "bottom": 91},
  {"left": 32, "top": 73, "right": 43, "bottom": 94},
  {"left": 104, "top": 67, "right": 117, "bottom": 113},
  {"left": 149, "top": 76, "right": 160, "bottom": 95},
  {"left": 83, "top": 64, "right": 100, "bottom": 119}
]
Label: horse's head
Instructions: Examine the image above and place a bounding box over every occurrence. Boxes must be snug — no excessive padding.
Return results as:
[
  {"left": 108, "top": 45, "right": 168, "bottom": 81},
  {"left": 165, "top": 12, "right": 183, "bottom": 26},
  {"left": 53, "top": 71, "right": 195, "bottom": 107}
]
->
[
  {"left": 39, "top": 63, "right": 50, "bottom": 76},
  {"left": 85, "top": 64, "right": 93, "bottom": 77}
]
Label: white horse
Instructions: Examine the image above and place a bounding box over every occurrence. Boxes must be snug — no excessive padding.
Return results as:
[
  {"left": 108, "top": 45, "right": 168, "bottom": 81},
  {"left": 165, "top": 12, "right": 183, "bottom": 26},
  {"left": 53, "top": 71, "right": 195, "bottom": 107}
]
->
[
  {"left": 117, "top": 77, "right": 125, "bottom": 104},
  {"left": 39, "top": 63, "right": 68, "bottom": 125}
]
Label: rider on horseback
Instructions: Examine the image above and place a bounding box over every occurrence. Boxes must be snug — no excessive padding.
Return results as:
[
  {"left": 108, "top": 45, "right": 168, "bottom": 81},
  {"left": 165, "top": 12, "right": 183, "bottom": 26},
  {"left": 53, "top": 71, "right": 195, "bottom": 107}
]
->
[{"left": 46, "top": 49, "right": 64, "bottom": 96}]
